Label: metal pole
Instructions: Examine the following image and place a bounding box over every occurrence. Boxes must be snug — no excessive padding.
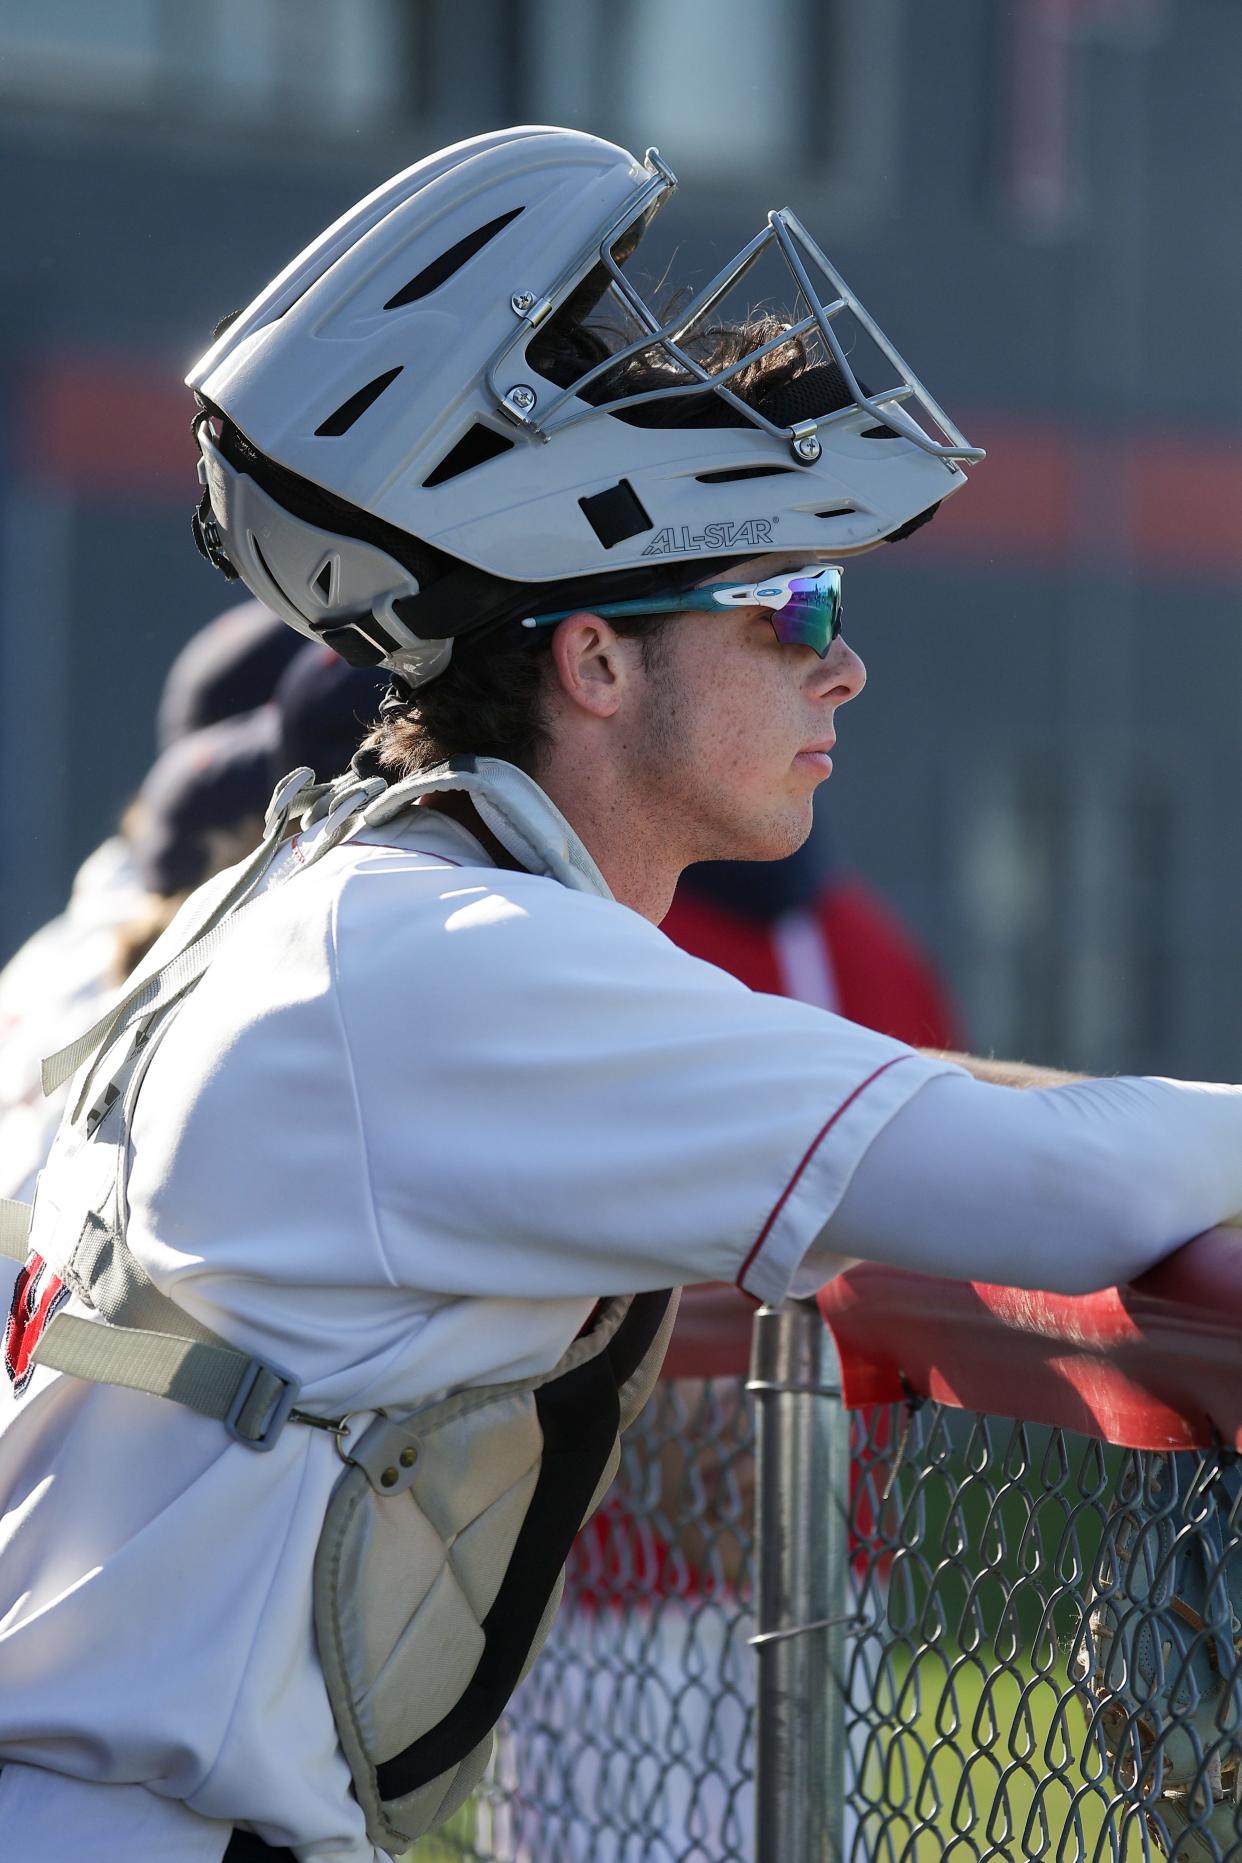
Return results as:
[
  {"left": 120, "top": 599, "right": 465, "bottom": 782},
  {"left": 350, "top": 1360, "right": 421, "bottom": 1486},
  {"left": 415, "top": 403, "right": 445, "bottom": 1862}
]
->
[{"left": 749, "top": 1297, "right": 850, "bottom": 1863}]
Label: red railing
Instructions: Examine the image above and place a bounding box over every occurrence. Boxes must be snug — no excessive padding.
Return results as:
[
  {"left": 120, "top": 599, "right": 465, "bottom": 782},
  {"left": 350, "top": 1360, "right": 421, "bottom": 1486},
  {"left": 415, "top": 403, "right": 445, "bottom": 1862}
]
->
[
  {"left": 659, "top": 1282, "right": 757, "bottom": 1381},
  {"left": 818, "top": 1223, "right": 1242, "bottom": 1450}
]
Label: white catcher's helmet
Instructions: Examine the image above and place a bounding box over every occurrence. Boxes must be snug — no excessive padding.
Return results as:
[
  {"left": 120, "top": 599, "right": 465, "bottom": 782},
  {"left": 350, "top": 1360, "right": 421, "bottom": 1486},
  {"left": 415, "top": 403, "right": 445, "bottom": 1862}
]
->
[{"left": 187, "top": 125, "right": 983, "bottom": 687}]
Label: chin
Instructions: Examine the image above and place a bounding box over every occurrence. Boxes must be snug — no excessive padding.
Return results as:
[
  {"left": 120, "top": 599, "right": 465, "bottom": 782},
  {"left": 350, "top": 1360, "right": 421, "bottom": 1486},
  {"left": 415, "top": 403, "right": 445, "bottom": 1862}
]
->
[{"left": 727, "top": 809, "right": 814, "bottom": 865}]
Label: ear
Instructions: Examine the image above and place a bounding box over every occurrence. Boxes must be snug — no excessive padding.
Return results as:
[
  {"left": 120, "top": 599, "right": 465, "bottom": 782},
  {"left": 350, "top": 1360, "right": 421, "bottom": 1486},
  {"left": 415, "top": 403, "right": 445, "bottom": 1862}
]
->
[{"left": 548, "top": 612, "right": 637, "bottom": 720}]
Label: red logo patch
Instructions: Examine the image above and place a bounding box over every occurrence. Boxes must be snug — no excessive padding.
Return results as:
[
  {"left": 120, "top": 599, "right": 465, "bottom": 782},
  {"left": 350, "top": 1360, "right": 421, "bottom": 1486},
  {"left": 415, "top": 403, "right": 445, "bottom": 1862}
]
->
[{"left": 4, "top": 1254, "right": 70, "bottom": 1396}]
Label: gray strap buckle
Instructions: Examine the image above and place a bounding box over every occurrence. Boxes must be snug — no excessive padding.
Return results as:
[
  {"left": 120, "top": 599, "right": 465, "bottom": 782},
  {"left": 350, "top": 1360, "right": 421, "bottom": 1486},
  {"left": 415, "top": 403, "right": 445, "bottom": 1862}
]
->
[{"left": 225, "top": 1358, "right": 301, "bottom": 1451}]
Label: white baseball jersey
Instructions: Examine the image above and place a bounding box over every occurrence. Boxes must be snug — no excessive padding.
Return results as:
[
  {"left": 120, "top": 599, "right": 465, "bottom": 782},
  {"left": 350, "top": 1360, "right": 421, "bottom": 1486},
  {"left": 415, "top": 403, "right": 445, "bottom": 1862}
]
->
[{"left": 0, "top": 802, "right": 959, "bottom": 1861}]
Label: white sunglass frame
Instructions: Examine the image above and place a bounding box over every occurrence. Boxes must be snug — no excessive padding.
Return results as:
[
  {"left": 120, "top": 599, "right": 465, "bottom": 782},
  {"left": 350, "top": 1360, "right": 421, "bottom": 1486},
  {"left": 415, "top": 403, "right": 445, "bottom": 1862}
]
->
[{"left": 519, "top": 563, "right": 844, "bottom": 632}]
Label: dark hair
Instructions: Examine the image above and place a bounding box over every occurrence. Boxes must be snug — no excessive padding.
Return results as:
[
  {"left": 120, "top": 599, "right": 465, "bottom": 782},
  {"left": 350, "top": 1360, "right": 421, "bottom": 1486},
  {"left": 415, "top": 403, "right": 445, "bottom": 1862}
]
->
[
  {"left": 364, "top": 306, "right": 817, "bottom": 780},
  {"left": 364, "top": 606, "right": 673, "bottom": 779}
]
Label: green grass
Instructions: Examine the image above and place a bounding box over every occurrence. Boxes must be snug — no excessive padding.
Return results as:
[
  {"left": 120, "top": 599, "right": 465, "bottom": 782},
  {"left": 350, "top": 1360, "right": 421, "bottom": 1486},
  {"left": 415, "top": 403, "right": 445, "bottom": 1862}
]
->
[
  {"left": 402, "top": 1800, "right": 478, "bottom": 1861},
  {"left": 854, "top": 1652, "right": 1148, "bottom": 1862},
  {"left": 402, "top": 1663, "right": 1138, "bottom": 1862}
]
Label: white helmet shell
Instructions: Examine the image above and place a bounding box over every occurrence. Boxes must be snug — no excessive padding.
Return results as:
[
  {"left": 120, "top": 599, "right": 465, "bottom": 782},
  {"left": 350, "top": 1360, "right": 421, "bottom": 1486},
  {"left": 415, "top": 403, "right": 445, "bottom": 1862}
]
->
[{"left": 188, "top": 125, "right": 983, "bottom": 682}]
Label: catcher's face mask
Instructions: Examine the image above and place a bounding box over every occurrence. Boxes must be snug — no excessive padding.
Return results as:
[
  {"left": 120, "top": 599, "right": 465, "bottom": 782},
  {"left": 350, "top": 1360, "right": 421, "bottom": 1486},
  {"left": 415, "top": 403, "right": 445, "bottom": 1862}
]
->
[{"left": 490, "top": 151, "right": 982, "bottom": 472}]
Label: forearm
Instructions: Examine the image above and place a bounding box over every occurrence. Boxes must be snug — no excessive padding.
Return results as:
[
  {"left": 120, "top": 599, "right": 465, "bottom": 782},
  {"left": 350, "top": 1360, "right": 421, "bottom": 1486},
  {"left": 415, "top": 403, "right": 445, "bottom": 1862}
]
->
[
  {"left": 825, "top": 1071, "right": 1242, "bottom": 1296},
  {"left": 920, "top": 1048, "right": 1086, "bottom": 1089}
]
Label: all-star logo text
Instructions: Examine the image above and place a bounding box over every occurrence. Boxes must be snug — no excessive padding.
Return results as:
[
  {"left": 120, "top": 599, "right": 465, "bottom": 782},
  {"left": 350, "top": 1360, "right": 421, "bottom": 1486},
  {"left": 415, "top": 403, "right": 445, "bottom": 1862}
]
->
[{"left": 642, "top": 518, "right": 777, "bottom": 556}]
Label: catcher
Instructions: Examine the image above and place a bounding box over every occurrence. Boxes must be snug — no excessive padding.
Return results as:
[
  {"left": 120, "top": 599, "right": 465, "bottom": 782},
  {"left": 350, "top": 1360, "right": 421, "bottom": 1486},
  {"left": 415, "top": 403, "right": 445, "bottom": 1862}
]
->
[{"left": 5, "top": 128, "right": 1242, "bottom": 1863}]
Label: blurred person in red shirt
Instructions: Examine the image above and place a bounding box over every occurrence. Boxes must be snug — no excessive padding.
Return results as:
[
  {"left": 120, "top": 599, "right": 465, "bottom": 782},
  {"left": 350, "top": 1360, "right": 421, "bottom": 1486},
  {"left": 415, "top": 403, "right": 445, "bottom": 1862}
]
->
[{"left": 663, "top": 826, "right": 959, "bottom": 1049}]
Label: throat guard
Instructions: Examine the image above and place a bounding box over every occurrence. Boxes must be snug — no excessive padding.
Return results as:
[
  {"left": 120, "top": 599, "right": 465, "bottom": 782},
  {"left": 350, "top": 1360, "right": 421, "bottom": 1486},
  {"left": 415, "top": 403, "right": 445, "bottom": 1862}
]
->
[{"left": 1, "top": 758, "right": 677, "bottom": 1852}]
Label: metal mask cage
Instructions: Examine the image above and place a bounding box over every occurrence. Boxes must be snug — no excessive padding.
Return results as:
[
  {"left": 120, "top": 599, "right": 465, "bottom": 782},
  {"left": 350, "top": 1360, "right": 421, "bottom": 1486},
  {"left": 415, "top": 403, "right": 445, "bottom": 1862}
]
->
[{"left": 487, "top": 148, "right": 985, "bottom": 472}]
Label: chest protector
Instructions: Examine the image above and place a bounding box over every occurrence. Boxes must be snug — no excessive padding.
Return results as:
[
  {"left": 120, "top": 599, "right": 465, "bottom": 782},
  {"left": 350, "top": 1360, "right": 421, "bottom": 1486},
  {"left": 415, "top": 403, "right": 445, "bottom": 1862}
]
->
[{"left": 0, "top": 758, "right": 679, "bottom": 1854}]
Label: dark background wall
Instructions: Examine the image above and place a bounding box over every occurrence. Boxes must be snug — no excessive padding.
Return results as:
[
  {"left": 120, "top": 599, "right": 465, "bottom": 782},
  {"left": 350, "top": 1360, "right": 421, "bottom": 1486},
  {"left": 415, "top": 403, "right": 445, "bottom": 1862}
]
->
[{"left": 2, "top": 0, "right": 1239, "bottom": 1078}]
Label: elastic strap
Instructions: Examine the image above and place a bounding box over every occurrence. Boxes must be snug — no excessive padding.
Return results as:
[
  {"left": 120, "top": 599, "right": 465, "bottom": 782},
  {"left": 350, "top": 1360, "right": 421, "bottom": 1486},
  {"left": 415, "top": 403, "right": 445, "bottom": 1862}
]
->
[
  {"left": 41, "top": 774, "right": 315, "bottom": 1099},
  {"left": 32, "top": 1312, "right": 298, "bottom": 1450},
  {"left": 0, "top": 1200, "right": 31, "bottom": 1262},
  {"left": 68, "top": 1208, "right": 224, "bottom": 1347},
  {"left": 41, "top": 764, "right": 375, "bottom": 1103}
]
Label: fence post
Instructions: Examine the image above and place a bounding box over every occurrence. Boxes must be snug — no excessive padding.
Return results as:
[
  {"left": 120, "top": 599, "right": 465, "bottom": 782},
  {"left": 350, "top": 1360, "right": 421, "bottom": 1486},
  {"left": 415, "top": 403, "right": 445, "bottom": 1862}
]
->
[{"left": 749, "top": 1297, "right": 850, "bottom": 1863}]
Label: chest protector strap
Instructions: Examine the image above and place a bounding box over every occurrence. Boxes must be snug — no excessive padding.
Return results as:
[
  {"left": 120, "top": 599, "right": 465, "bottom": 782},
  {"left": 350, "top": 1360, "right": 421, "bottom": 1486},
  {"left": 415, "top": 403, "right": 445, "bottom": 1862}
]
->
[{"left": 5, "top": 759, "right": 680, "bottom": 1852}]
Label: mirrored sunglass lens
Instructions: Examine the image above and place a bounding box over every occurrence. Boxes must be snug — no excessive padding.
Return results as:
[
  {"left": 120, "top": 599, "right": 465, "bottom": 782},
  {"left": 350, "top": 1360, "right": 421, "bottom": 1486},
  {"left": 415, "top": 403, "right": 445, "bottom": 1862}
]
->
[{"left": 768, "top": 585, "right": 840, "bottom": 656}]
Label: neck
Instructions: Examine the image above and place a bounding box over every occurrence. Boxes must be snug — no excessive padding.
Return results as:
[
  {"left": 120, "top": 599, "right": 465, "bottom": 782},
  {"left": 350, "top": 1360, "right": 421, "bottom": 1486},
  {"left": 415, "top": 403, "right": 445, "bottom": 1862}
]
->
[
  {"left": 419, "top": 754, "right": 684, "bottom": 920},
  {"left": 532, "top": 751, "right": 683, "bottom": 923}
]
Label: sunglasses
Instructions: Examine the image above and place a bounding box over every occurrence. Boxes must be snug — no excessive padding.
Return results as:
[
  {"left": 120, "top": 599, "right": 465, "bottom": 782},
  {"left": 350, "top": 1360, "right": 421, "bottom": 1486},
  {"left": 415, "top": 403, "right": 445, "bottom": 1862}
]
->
[{"left": 519, "top": 564, "right": 845, "bottom": 658}]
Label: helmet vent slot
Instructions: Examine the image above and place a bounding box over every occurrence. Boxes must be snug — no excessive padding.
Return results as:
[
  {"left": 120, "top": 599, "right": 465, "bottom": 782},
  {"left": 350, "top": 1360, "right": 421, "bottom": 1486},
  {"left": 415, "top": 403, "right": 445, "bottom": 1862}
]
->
[
  {"left": 860, "top": 423, "right": 900, "bottom": 440},
  {"left": 816, "top": 507, "right": 857, "bottom": 520},
  {"left": 384, "top": 207, "right": 524, "bottom": 310},
  {"left": 315, "top": 367, "right": 404, "bottom": 438},
  {"left": 422, "top": 423, "right": 515, "bottom": 488},
  {"left": 695, "top": 466, "right": 796, "bottom": 485},
  {"left": 578, "top": 479, "right": 653, "bottom": 549}
]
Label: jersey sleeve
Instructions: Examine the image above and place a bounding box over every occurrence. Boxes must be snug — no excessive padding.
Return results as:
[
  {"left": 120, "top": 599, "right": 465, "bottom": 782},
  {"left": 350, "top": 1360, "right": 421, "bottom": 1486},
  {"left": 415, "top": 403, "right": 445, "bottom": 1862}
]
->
[{"left": 333, "top": 872, "right": 964, "bottom": 1304}]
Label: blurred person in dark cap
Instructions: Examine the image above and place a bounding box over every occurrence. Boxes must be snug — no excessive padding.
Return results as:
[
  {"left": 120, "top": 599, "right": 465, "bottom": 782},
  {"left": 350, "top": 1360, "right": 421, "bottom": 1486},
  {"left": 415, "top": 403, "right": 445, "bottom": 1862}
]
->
[
  {"left": 156, "top": 597, "right": 302, "bottom": 751},
  {"left": 112, "top": 709, "right": 280, "bottom": 986},
  {"left": 0, "top": 635, "right": 386, "bottom": 1206},
  {"left": 272, "top": 643, "right": 388, "bottom": 790},
  {"left": 116, "top": 650, "right": 386, "bottom": 984},
  {"left": 0, "top": 601, "right": 298, "bottom": 1203}
]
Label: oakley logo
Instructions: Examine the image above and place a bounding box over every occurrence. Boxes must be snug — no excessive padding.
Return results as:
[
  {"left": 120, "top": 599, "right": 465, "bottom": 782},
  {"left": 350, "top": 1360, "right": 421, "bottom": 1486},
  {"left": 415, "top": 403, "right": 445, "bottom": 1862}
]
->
[{"left": 642, "top": 518, "right": 777, "bottom": 556}]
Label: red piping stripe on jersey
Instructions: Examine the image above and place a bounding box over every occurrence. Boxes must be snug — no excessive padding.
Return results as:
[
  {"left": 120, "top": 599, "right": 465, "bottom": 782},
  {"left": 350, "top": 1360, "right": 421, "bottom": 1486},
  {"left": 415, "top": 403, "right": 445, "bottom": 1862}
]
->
[{"left": 736, "top": 1054, "right": 912, "bottom": 1293}]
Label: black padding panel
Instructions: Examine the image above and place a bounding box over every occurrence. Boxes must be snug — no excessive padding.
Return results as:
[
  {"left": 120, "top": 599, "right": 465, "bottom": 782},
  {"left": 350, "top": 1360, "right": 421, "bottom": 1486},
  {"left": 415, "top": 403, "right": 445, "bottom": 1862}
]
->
[
  {"left": 314, "top": 616, "right": 399, "bottom": 668},
  {"left": 578, "top": 478, "right": 653, "bottom": 548},
  {"left": 885, "top": 500, "right": 942, "bottom": 544}
]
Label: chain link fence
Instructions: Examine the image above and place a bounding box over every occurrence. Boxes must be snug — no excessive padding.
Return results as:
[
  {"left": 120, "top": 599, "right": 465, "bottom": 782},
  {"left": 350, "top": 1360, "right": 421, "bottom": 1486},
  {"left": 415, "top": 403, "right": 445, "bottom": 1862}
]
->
[
  {"left": 847, "top": 1403, "right": 1242, "bottom": 1861},
  {"left": 419, "top": 1267, "right": 1242, "bottom": 1863},
  {"left": 419, "top": 1373, "right": 757, "bottom": 1863}
]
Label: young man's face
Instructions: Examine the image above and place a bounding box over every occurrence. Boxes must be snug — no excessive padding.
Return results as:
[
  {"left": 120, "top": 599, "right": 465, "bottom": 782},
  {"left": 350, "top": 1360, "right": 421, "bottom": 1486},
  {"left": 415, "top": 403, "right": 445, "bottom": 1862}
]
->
[{"left": 623, "top": 555, "right": 867, "bottom": 866}]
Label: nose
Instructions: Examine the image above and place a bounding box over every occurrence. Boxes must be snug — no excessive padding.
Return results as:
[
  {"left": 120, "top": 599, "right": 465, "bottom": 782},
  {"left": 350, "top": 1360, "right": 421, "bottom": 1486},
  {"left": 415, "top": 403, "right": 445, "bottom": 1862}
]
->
[{"left": 810, "top": 635, "right": 866, "bottom": 704}]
